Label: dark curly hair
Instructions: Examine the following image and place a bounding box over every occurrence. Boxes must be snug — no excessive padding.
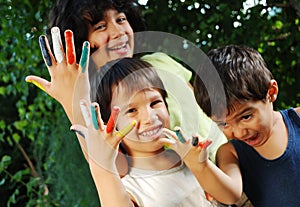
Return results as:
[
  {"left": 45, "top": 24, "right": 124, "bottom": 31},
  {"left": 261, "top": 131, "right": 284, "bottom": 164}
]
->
[{"left": 47, "top": 0, "right": 146, "bottom": 61}]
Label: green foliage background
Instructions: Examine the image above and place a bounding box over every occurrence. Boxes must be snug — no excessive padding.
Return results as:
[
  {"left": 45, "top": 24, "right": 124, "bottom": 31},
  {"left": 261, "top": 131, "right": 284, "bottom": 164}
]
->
[{"left": 0, "top": 0, "right": 299, "bottom": 206}]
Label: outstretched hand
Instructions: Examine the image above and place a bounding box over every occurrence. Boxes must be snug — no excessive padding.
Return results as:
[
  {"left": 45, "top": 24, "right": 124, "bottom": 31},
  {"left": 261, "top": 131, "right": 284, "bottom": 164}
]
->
[
  {"left": 71, "top": 99, "right": 136, "bottom": 173},
  {"left": 25, "top": 27, "right": 90, "bottom": 123},
  {"left": 160, "top": 127, "right": 212, "bottom": 163}
]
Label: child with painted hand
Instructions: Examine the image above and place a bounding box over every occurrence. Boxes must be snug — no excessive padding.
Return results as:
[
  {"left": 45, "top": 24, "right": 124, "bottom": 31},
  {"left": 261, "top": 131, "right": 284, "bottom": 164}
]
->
[
  {"left": 192, "top": 45, "right": 300, "bottom": 206},
  {"left": 71, "top": 57, "right": 218, "bottom": 207},
  {"left": 25, "top": 0, "right": 227, "bottom": 164}
]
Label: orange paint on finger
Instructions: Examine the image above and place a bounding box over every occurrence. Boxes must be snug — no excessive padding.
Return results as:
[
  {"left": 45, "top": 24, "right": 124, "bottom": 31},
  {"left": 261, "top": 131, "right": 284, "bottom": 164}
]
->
[
  {"left": 65, "top": 30, "right": 75, "bottom": 64},
  {"left": 106, "top": 107, "right": 120, "bottom": 133}
]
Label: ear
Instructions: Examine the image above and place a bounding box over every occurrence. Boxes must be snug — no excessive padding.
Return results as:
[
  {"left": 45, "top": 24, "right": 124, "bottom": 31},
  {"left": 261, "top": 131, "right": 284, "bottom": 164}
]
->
[{"left": 267, "top": 79, "right": 278, "bottom": 102}]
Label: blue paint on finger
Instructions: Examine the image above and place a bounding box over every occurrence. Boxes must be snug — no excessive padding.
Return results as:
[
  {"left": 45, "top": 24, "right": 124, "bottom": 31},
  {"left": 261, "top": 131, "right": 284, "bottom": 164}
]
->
[
  {"left": 175, "top": 129, "right": 186, "bottom": 143},
  {"left": 80, "top": 41, "right": 89, "bottom": 73},
  {"left": 39, "top": 35, "right": 52, "bottom": 67}
]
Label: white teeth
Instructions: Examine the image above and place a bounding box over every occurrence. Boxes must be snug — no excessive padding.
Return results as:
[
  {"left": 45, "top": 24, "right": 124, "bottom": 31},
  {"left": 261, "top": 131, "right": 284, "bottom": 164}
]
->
[
  {"left": 110, "top": 43, "right": 126, "bottom": 50},
  {"left": 140, "top": 128, "right": 160, "bottom": 137}
]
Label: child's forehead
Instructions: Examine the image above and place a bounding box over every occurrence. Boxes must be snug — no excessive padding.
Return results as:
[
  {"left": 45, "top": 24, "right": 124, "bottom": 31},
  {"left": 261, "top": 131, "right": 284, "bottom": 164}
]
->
[{"left": 114, "top": 86, "right": 160, "bottom": 100}]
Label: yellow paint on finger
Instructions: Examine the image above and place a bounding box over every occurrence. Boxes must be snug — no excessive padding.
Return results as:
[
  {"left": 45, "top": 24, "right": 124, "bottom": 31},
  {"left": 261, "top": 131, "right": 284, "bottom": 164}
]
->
[
  {"left": 114, "top": 120, "right": 136, "bottom": 138},
  {"left": 26, "top": 79, "right": 46, "bottom": 92}
]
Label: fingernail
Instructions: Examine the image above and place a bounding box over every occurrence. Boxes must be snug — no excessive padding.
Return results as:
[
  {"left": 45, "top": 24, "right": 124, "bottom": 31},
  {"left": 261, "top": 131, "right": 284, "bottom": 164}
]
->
[
  {"left": 51, "top": 27, "right": 63, "bottom": 63},
  {"left": 71, "top": 129, "right": 85, "bottom": 139},
  {"left": 25, "top": 79, "right": 46, "bottom": 92},
  {"left": 91, "top": 105, "right": 99, "bottom": 130},
  {"left": 39, "top": 35, "right": 52, "bottom": 67},
  {"left": 65, "top": 30, "right": 75, "bottom": 64},
  {"left": 175, "top": 129, "right": 186, "bottom": 143},
  {"left": 80, "top": 101, "right": 90, "bottom": 126},
  {"left": 80, "top": 41, "right": 89, "bottom": 73}
]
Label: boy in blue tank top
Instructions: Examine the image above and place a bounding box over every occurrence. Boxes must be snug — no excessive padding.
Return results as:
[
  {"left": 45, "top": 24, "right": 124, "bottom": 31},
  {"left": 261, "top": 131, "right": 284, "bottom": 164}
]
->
[{"left": 189, "top": 45, "right": 300, "bottom": 206}]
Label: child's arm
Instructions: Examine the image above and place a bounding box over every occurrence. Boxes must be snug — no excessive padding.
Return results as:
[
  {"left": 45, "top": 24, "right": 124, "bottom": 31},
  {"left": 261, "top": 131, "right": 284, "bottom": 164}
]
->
[
  {"left": 26, "top": 28, "right": 129, "bottom": 176},
  {"left": 71, "top": 100, "right": 136, "bottom": 207},
  {"left": 185, "top": 141, "right": 242, "bottom": 204}
]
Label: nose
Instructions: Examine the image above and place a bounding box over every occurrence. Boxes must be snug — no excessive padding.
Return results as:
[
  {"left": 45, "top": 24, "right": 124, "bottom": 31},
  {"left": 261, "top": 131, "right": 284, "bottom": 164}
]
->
[
  {"left": 231, "top": 124, "right": 248, "bottom": 140},
  {"left": 108, "top": 22, "right": 125, "bottom": 39},
  {"left": 140, "top": 107, "right": 157, "bottom": 125}
]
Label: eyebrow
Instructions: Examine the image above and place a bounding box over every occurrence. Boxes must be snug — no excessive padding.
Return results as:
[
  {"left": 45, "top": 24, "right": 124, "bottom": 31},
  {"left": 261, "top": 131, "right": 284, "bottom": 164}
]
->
[{"left": 227, "top": 106, "right": 253, "bottom": 122}]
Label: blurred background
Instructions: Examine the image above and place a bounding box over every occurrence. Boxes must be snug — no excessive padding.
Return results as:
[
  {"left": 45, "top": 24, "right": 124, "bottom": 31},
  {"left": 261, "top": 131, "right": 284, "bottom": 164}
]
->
[{"left": 1, "top": 0, "right": 299, "bottom": 206}]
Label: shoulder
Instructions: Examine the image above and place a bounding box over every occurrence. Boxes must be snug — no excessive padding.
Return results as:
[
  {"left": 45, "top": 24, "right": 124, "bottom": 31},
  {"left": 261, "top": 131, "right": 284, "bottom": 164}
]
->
[
  {"left": 294, "top": 107, "right": 300, "bottom": 115},
  {"left": 216, "top": 142, "right": 239, "bottom": 165},
  {"left": 216, "top": 142, "right": 242, "bottom": 182}
]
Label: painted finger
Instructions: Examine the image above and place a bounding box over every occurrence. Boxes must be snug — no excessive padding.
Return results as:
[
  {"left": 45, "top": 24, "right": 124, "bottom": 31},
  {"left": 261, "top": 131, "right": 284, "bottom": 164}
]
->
[
  {"left": 51, "top": 27, "right": 64, "bottom": 63},
  {"left": 114, "top": 120, "right": 136, "bottom": 140},
  {"left": 162, "top": 128, "right": 178, "bottom": 141},
  {"left": 198, "top": 140, "right": 212, "bottom": 163},
  {"left": 70, "top": 124, "right": 86, "bottom": 139},
  {"left": 198, "top": 139, "right": 212, "bottom": 149},
  {"left": 174, "top": 127, "right": 186, "bottom": 143},
  {"left": 39, "top": 35, "right": 53, "bottom": 67},
  {"left": 25, "top": 76, "right": 48, "bottom": 92},
  {"left": 80, "top": 99, "right": 91, "bottom": 127},
  {"left": 65, "top": 30, "right": 76, "bottom": 65},
  {"left": 106, "top": 106, "right": 120, "bottom": 133},
  {"left": 91, "top": 103, "right": 105, "bottom": 131},
  {"left": 192, "top": 136, "right": 199, "bottom": 146},
  {"left": 95, "top": 103, "right": 105, "bottom": 131},
  {"left": 79, "top": 41, "right": 90, "bottom": 73}
]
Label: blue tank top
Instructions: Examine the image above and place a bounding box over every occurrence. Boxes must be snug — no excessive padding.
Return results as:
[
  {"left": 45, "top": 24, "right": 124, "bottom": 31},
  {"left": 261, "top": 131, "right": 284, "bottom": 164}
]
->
[{"left": 230, "top": 108, "right": 300, "bottom": 207}]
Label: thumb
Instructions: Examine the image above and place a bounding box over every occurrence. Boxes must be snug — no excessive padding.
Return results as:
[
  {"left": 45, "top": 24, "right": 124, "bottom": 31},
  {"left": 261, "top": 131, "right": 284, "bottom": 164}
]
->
[{"left": 25, "top": 76, "right": 48, "bottom": 92}]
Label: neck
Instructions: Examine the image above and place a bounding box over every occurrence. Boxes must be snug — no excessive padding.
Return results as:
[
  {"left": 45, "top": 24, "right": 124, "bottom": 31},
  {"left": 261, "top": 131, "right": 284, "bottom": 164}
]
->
[
  {"left": 127, "top": 150, "right": 181, "bottom": 171},
  {"left": 256, "top": 111, "right": 288, "bottom": 159}
]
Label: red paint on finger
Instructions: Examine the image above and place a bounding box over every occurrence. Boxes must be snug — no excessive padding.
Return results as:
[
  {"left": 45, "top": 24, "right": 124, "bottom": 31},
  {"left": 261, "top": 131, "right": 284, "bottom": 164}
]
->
[
  {"left": 65, "top": 30, "right": 75, "bottom": 64},
  {"left": 106, "top": 107, "right": 120, "bottom": 133},
  {"left": 198, "top": 140, "right": 212, "bottom": 149}
]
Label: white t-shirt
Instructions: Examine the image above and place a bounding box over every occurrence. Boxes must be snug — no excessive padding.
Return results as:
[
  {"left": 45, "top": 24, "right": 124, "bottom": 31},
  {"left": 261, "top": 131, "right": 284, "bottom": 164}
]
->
[{"left": 122, "top": 161, "right": 217, "bottom": 207}]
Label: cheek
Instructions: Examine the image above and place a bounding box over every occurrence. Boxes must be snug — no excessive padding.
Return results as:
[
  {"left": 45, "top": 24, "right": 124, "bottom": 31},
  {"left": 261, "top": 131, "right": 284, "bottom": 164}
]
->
[
  {"left": 221, "top": 128, "right": 231, "bottom": 139},
  {"left": 125, "top": 23, "right": 134, "bottom": 35},
  {"left": 160, "top": 108, "right": 170, "bottom": 128},
  {"left": 88, "top": 33, "right": 109, "bottom": 49},
  {"left": 116, "top": 116, "right": 133, "bottom": 131}
]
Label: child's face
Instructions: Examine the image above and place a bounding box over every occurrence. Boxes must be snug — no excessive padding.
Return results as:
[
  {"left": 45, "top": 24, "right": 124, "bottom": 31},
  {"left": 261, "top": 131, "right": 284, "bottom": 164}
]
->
[
  {"left": 88, "top": 9, "right": 134, "bottom": 67},
  {"left": 111, "top": 86, "right": 169, "bottom": 156},
  {"left": 212, "top": 99, "right": 275, "bottom": 148},
  {"left": 212, "top": 80, "right": 278, "bottom": 148}
]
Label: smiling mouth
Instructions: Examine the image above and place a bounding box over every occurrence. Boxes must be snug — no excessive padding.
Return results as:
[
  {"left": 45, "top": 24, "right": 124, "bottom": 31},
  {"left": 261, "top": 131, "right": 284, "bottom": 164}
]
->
[
  {"left": 108, "top": 42, "right": 128, "bottom": 51},
  {"left": 138, "top": 126, "right": 162, "bottom": 141},
  {"left": 140, "top": 127, "right": 160, "bottom": 137}
]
